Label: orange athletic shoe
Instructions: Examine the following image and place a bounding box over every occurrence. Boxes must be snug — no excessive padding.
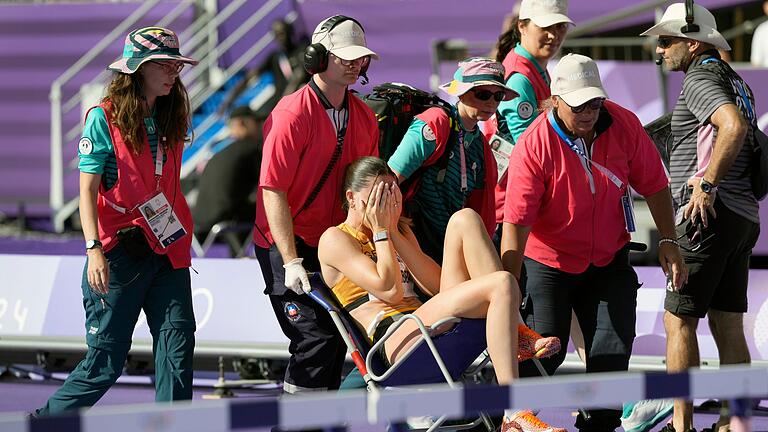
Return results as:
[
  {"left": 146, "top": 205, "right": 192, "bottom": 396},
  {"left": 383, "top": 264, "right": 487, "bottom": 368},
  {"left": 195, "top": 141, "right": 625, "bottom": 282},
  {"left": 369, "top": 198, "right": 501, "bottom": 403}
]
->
[
  {"left": 502, "top": 410, "right": 567, "bottom": 432},
  {"left": 517, "top": 324, "right": 561, "bottom": 362},
  {"left": 500, "top": 416, "right": 523, "bottom": 432}
]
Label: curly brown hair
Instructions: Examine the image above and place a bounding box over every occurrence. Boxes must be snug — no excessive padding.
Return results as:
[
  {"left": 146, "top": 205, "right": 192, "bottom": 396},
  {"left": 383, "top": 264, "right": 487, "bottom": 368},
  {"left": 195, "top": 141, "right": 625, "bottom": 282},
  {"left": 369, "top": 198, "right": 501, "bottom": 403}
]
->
[{"left": 103, "top": 67, "right": 191, "bottom": 154}]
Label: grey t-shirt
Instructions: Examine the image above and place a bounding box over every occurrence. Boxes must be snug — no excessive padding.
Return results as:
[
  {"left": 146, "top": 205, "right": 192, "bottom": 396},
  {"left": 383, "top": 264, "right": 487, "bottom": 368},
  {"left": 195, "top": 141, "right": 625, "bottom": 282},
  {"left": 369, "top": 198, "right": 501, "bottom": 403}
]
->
[{"left": 670, "top": 53, "right": 758, "bottom": 223}]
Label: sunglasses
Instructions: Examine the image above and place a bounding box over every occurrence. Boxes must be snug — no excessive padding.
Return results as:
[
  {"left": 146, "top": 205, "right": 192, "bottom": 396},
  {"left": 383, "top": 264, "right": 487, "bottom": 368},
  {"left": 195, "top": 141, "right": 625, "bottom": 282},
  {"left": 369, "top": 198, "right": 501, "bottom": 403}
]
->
[
  {"left": 331, "top": 53, "right": 370, "bottom": 67},
  {"left": 564, "top": 97, "right": 605, "bottom": 114},
  {"left": 150, "top": 60, "right": 184, "bottom": 75},
  {"left": 656, "top": 37, "right": 677, "bottom": 49},
  {"left": 471, "top": 88, "right": 507, "bottom": 102}
]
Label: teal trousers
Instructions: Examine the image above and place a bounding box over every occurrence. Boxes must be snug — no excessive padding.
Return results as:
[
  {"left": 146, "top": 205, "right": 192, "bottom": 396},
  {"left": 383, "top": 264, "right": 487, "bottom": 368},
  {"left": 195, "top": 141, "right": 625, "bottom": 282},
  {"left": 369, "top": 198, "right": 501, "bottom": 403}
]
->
[{"left": 36, "top": 244, "right": 196, "bottom": 415}]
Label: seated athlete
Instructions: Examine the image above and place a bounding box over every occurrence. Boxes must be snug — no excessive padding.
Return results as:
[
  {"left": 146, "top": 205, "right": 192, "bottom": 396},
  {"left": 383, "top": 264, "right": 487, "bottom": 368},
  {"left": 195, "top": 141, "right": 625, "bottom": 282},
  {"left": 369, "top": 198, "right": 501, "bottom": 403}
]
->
[{"left": 318, "top": 156, "right": 565, "bottom": 432}]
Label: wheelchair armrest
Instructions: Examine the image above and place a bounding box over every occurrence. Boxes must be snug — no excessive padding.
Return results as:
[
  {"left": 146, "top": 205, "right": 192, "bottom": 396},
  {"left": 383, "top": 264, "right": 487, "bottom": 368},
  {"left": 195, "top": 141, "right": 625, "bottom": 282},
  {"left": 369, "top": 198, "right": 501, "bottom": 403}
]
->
[{"left": 306, "top": 272, "right": 341, "bottom": 312}]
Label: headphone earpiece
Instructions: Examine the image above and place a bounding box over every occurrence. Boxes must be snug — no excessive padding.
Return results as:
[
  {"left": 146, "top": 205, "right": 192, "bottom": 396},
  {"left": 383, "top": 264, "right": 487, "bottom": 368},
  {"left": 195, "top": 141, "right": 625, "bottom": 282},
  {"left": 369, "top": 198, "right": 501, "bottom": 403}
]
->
[
  {"left": 680, "top": 0, "right": 700, "bottom": 34},
  {"left": 304, "top": 42, "right": 329, "bottom": 75},
  {"left": 303, "top": 15, "right": 366, "bottom": 76}
]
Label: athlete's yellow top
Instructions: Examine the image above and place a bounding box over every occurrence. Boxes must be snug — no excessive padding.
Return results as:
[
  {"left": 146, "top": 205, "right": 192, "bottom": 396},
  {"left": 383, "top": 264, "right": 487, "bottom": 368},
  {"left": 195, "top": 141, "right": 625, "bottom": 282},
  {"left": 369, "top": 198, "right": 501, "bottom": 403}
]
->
[{"left": 331, "top": 223, "right": 421, "bottom": 339}]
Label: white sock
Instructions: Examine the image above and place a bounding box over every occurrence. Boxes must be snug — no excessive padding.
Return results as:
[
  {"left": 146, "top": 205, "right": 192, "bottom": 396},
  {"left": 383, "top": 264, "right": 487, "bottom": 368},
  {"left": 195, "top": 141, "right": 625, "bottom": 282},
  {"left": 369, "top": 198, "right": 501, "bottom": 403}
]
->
[{"left": 504, "top": 409, "right": 521, "bottom": 420}]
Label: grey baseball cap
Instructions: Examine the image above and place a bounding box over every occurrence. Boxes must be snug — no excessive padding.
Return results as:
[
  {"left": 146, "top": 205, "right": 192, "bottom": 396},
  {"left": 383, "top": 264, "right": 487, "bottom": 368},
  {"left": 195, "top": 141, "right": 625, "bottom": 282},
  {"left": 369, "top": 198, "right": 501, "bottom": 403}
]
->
[
  {"left": 311, "top": 17, "right": 379, "bottom": 60},
  {"left": 519, "top": 0, "right": 574, "bottom": 28},
  {"left": 550, "top": 54, "right": 608, "bottom": 107}
]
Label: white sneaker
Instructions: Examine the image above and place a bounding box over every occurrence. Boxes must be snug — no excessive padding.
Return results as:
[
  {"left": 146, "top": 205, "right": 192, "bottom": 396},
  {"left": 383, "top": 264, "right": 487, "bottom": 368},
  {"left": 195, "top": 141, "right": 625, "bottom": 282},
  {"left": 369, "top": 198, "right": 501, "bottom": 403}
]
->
[
  {"left": 406, "top": 415, "right": 436, "bottom": 429},
  {"left": 621, "top": 399, "right": 674, "bottom": 432}
]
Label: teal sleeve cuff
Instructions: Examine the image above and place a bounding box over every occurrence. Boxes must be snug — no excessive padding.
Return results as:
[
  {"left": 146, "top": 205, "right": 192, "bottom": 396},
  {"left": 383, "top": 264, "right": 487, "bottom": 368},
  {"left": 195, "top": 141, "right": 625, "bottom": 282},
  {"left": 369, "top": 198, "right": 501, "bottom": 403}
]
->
[
  {"left": 498, "top": 74, "right": 539, "bottom": 142},
  {"left": 387, "top": 118, "right": 437, "bottom": 179},
  {"left": 77, "top": 107, "right": 113, "bottom": 175}
]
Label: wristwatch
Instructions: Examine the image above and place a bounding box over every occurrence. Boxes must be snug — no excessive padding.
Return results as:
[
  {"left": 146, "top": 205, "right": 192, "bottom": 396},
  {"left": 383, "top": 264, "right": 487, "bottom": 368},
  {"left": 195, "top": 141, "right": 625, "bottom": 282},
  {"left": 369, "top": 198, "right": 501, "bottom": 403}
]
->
[
  {"left": 373, "top": 230, "right": 389, "bottom": 243},
  {"left": 85, "top": 239, "right": 103, "bottom": 251},
  {"left": 699, "top": 179, "right": 717, "bottom": 194}
]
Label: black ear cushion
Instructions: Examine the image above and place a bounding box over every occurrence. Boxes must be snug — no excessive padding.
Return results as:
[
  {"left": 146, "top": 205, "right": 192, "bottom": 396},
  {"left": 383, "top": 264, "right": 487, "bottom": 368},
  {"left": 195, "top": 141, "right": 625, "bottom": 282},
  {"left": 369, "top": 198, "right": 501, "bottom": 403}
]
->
[{"left": 304, "top": 43, "right": 329, "bottom": 75}]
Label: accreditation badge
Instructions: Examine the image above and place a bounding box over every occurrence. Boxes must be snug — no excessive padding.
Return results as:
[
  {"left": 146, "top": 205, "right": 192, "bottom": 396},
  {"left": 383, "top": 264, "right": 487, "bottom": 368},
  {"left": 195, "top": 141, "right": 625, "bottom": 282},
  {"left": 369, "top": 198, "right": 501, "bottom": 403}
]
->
[
  {"left": 489, "top": 133, "right": 515, "bottom": 184},
  {"left": 139, "top": 192, "right": 187, "bottom": 248},
  {"left": 621, "top": 188, "right": 637, "bottom": 233}
]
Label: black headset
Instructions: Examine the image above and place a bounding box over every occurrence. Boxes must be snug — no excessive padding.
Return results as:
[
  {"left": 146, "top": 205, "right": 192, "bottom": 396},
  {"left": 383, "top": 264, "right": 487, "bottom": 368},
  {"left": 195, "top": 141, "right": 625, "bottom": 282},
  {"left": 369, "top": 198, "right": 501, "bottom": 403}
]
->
[
  {"left": 656, "top": 0, "right": 701, "bottom": 65},
  {"left": 303, "top": 15, "right": 369, "bottom": 83},
  {"left": 681, "top": 0, "right": 700, "bottom": 34}
]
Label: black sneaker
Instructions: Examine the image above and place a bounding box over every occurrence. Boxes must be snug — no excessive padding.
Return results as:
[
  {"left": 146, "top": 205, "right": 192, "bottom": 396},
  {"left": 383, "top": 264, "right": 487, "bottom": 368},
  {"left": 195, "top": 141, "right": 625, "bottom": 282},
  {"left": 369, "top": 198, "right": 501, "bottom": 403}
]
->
[{"left": 659, "top": 423, "right": 697, "bottom": 432}]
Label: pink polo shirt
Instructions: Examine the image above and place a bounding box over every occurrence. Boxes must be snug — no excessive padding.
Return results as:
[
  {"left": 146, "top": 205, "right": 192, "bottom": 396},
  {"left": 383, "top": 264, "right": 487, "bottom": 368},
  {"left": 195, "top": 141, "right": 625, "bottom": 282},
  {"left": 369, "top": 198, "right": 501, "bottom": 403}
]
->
[
  {"left": 254, "top": 83, "right": 379, "bottom": 248},
  {"left": 503, "top": 101, "right": 668, "bottom": 273}
]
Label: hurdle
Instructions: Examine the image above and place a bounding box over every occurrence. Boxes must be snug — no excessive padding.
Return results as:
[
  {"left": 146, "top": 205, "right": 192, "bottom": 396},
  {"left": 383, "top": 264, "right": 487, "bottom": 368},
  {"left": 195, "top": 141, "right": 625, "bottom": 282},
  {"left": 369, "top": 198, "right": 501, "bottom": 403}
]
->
[{"left": 2, "top": 365, "right": 766, "bottom": 432}]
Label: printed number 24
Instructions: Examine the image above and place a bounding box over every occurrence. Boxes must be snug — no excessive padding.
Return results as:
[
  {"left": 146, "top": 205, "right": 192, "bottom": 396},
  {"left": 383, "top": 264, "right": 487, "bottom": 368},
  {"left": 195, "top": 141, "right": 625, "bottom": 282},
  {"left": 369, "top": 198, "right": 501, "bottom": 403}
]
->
[{"left": 0, "top": 298, "right": 29, "bottom": 332}]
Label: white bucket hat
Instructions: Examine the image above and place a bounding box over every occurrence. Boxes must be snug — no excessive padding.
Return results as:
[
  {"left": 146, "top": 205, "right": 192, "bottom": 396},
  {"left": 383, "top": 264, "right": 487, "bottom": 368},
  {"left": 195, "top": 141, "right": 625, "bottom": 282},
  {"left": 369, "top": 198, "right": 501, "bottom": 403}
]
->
[
  {"left": 550, "top": 54, "right": 608, "bottom": 107},
  {"left": 519, "top": 0, "right": 574, "bottom": 28},
  {"left": 640, "top": 2, "right": 730, "bottom": 51}
]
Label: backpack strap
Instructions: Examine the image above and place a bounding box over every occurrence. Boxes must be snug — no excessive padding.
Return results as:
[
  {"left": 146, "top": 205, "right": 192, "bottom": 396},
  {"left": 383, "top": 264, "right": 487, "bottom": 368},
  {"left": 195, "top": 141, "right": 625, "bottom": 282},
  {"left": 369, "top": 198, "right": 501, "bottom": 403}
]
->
[
  {"left": 400, "top": 107, "right": 459, "bottom": 204},
  {"left": 691, "top": 55, "right": 758, "bottom": 181},
  {"left": 294, "top": 106, "right": 349, "bottom": 219}
]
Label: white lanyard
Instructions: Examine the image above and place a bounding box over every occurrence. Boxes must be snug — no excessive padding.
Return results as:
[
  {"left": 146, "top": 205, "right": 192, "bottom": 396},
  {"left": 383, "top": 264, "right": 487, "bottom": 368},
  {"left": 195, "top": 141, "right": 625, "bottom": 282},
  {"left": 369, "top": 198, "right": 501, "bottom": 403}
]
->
[
  {"left": 154, "top": 142, "right": 164, "bottom": 177},
  {"left": 547, "top": 111, "right": 636, "bottom": 232},
  {"left": 547, "top": 111, "right": 623, "bottom": 193}
]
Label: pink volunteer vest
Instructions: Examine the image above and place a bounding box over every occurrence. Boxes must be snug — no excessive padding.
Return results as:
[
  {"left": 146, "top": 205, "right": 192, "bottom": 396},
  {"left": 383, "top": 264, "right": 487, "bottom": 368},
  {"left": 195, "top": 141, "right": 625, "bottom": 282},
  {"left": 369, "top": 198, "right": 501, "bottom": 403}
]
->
[
  {"left": 487, "top": 50, "right": 553, "bottom": 222},
  {"left": 90, "top": 103, "right": 192, "bottom": 268}
]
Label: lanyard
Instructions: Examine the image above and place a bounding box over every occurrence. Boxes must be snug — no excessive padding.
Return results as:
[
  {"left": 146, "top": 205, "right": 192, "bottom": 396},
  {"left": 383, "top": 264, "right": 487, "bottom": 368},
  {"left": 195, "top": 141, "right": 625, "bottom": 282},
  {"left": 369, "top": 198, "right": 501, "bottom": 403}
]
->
[
  {"left": 104, "top": 128, "right": 166, "bottom": 215},
  {"left": 457, "top": 129, "right": 467, "bottom": 192},
  {"left": 154, "top": 141, "right": 164, "bottom": 177},
  {"left": 547, "top": 111, "right": 623, "bottom": 193},
  {"left": 143, "top": 116, "right": 165, "bottom": 178}
]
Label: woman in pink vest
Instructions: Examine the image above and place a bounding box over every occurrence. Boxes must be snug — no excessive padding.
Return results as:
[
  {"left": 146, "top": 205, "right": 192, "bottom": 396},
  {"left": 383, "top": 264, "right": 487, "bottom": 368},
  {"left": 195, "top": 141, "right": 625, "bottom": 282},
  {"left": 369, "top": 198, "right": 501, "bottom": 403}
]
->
[{"left": 35, "top": 27, "right": 198, "bottom": 416}]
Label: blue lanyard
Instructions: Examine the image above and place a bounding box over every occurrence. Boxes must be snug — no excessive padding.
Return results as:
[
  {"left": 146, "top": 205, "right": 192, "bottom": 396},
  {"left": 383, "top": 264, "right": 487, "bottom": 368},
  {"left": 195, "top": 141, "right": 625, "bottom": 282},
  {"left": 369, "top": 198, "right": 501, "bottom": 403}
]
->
[
  {"left": 548, "top": 110, "right": 590, "bottom": 159},
  {"left": 547, "top": 110, "right": 623, "bottom": 191}
]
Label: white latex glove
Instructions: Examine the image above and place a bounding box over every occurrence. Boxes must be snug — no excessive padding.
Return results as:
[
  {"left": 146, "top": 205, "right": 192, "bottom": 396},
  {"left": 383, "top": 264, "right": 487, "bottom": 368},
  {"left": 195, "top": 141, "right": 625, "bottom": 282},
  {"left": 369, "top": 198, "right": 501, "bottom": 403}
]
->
[{"left": 282, "top": 257, "right": 311, "bottom": 294}]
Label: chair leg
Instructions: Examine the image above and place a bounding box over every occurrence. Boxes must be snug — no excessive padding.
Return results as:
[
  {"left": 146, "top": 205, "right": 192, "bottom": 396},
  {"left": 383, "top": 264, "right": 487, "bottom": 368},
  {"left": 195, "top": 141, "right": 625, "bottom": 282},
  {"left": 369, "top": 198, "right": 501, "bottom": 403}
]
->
[
  {"left": 237, "top": 227, "right": 256, "bottom": 257},
  {"left": 426, "top": 414, "right": 448, "bottom": 432},
  {"left": 479, "top": 412, "right": 496, "bottom": 431},
  {"left": 191, "top": 234, "right": 205, "bottom": 257},
  {"left": 532, "top": 357, "right": 548, "bottom": 377}
]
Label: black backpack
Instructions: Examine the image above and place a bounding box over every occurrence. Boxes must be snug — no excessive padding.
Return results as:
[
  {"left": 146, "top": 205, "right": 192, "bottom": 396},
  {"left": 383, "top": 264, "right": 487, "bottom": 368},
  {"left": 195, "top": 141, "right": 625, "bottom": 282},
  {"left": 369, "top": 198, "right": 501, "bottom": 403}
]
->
[
  {"left": 701, "top": 57, "right": 768, "bottom": 201},
  {"left": 360, "top": 83, "right": 462, "bottom": 262},
  {"left": 750, "top": 127, "right": 768, "bottom": 201},
  {"left": 360, "top": 82, "right": 456, "bottom": 162}
]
